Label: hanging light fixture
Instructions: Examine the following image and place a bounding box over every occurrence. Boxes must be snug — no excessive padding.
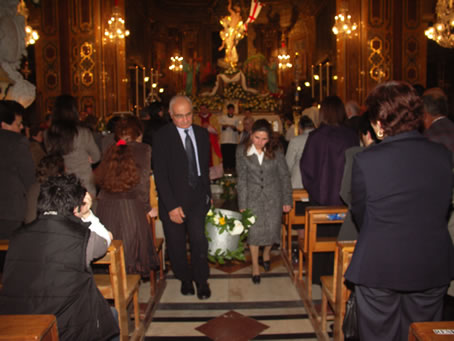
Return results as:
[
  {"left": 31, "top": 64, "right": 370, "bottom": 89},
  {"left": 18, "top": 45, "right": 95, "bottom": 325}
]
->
[
  {"left": 25, "top": 25, "right": 39, "bottom": 45},
  {"left": 332, "top": 9, "right": 357, "bottom": 37},
  {"left": 278, "top": 41, "right": 292, "bottom": 70},
  {"left": 169, "top": 55, "right": 184, "bottom": 72},
  {"left": 104, "top": 0, "right": 130, "bottom": 42},
  {"left": 425, "top": 0, "right": 454, "bottom": 48}
]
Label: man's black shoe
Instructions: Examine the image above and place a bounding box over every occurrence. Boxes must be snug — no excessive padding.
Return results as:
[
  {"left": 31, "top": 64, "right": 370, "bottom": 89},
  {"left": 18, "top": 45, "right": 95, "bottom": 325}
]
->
[
  {"left": 196, "top": 282, "right": 211, "bottom": 300},
  {"left": 180, "top": 281, "right": 195, "bottom": 296}
]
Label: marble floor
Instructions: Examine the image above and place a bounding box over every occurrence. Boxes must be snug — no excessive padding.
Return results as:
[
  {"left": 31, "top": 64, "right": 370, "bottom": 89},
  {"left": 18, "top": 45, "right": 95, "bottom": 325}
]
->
[{"left": 137, "top": 250, "right": 324, "bottom": 340}]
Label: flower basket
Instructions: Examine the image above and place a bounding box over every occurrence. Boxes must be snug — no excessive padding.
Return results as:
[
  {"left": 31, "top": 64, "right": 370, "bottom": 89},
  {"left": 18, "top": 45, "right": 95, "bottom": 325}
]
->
[{"left": 205, "top": 207, "right": 256, "bottom": 264}]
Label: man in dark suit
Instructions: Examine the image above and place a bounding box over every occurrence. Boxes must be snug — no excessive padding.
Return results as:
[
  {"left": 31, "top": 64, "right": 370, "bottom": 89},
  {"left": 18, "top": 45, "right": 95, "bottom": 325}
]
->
[
  {"left": 0, "top": 100, "right": 35, "bottom": 239},
  {"left": 423, "top": 87, "right": 454, "bottom": 154},
  {"left": 153, "top": 95, "right": 212, "bottom": 299}
]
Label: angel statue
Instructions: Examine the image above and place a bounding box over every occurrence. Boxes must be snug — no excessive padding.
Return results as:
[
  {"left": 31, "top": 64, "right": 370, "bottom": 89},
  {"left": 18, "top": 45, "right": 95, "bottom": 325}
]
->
[{"left": 218, "top": 0, "right": 262, "bottom": 70}]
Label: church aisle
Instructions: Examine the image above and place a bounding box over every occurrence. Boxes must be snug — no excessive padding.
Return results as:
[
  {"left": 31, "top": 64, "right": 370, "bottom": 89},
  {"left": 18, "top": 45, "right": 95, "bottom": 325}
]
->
[{"left": 141, "top": 251, "right": 318, "bottom": 340}]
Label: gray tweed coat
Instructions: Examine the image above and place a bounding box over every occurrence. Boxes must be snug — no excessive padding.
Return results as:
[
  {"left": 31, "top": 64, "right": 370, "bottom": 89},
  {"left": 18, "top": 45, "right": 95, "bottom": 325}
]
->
[{"left": 236, "top": 144, "right": 292, "bottom": 246}]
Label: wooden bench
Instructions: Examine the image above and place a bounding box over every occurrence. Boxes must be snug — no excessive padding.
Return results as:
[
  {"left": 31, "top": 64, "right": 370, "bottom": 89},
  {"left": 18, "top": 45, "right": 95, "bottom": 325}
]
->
[
  {"left": 298, "top": 206, "right": 348, "bottom": 299},
  {"left": 281, "top": 189, "right": 309, "bottom": 270},
  {"left": 408, "top": 321, "right": 454, "bottom": 341},
  {"left": 147, "top": 216, "right": 164, "bottom": 297},
  {"left": 93, "top": 240, "right": 143, "bottom": 341},
  {"left": 0, "top": 314, "right": 59, "bottom": 340},
  {"left": 320, "top": 241, "right": 356, "bottom": 340},
  {"left": 0, "top": 240, "right": 8, "bottom": 251}
]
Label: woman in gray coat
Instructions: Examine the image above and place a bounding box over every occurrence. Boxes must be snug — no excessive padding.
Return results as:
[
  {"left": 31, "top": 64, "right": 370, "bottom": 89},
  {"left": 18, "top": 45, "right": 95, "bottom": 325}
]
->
[{"left": 236, "top": 119, "right": 292, "bottom": 284}]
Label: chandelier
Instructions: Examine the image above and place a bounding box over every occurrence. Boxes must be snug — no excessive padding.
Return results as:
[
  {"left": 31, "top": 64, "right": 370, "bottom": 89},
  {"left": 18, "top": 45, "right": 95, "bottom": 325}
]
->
[
  {"left": 425, "top": 0, "right": 454, "bottom": 48},
  {"left": 104, "top": 2, "right": 130, "bottom": 42},
  {"left": 278, "top": 41, "right": 292, "bottom": 70},
  {"left": 169, "top": 55, "right": 184, "bottom": 71},
  {"left": 25, "top": 25, "right": 39, "bottom": 45},
  {"left": 332, "top": 9, "right": 357, "bottom": 36}
]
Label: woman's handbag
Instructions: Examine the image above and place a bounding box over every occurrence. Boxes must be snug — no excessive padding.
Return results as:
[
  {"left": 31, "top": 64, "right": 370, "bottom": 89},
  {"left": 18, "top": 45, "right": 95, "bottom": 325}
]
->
[{"left": 342, "top": 290, "right": 359, "bottom": 340}]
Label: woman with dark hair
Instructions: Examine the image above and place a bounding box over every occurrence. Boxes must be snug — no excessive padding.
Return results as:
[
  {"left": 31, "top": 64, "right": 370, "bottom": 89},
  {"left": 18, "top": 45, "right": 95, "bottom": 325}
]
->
[
  {"left": 44, "top": 94, "right": 100, "bottom": 199},
  {"left": 300, "top": 95, "right": 359, "bottom": 206},
  {"left": 299, "top": 95, "right": 359, "bottom": 285},
  {"left": 236, "top": 119, "right": 292, "bottom": 284},
  {"left": 337, "top": 112, "right": 380, "bottom": 241},
  {"left": 345, "top": 81, "right": 454, "bottom": 340},
  {"left": 95, "top": 115, "right": 159, "bottom": 277}
]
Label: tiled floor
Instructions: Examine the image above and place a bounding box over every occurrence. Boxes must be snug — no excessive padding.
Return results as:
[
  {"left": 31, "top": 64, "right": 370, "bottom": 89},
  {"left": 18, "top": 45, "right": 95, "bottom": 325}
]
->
[{"left": 139, "top": 251, "right": 320, "bottom": 340}]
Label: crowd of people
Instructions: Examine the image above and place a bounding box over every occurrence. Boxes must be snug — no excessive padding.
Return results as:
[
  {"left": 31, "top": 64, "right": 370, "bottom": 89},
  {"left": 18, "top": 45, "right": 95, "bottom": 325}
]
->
[{"left": 0, "top": 80, "right": 453, "bottom": 340}]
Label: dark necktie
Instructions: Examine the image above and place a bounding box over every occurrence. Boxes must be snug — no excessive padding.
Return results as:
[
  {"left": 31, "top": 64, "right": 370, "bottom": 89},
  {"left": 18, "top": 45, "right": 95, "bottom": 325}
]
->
[{"left": 184, "top": 129, "right": 198, "bottom": 188}]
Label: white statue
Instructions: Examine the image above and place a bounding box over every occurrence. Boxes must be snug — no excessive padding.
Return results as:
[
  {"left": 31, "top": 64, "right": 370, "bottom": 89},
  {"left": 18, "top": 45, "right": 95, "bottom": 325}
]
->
[{"left": 0, "top": 0, "right": 36, "bottom": 108}]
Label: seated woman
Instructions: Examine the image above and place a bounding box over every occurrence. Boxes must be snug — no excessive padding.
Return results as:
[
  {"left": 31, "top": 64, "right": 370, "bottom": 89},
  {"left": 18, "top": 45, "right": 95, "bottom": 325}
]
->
[
  {"left": 345, "top": 81, "right": 454, "bottom": 341},
  {"left": 236, "top": 119, "right": 292, "bottom": 284},
  {"left": 95, "top": 115, "right": 159, "bottom": 278}
]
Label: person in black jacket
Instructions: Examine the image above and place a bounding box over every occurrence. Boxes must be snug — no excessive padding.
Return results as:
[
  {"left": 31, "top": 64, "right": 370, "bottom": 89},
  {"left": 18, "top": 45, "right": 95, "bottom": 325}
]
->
[
  {"left": 153, "top": 95, "right": 212, "bottom": 300},
  {"left": 0, "top": 174, "right": 119, "bottom": 341},
  {"left": 0, "top": 100, "right": 35, "bottom": 239},
  {"left": 345, "top": 81, "right": 454, "bottom": 341}
]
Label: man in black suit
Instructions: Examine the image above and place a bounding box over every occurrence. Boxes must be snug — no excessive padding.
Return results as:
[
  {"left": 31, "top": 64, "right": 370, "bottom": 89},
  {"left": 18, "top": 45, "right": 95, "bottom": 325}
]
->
[
  {"left": 0, "top": 100, "right": 35, "bottom": 239},
  {"left": 153, "top": 95, "right": 212, "bottom": 299}
]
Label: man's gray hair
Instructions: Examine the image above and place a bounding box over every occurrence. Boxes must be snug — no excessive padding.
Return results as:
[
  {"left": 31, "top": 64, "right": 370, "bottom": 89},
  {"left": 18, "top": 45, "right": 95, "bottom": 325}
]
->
[{"left": 169, "top": 95, "right": 192, "bottom": 115}]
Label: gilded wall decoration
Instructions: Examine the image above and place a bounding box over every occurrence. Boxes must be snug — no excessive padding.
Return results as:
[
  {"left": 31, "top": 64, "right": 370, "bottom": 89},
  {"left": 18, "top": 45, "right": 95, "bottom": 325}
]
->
[
  {"left": 404, "top": 36, "right": 419, "bottom": 83},
  {"left": 43, "top": 42, "right": 58, "bottom": 89},
  {"left": 368, "top": 36, "right": 390, "bottom": 82}
]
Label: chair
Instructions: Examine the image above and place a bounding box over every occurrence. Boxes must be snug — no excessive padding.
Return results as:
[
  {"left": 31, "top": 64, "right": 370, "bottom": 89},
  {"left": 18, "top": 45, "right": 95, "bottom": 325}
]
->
[
  {"left": 147, "top": 215, "right": 164, "bottom": 297},
  {"left": 408, "top": 321, "right": 454, "bottom": 341},
  {"left": 281, "top": 189, "right": 309, "bottom": 264},
  {"left": 298, "top": 205, "right": 348, "bottom": 299},
  {"left": 0, "top": 314, "right": 59, "bottom": 340},
  {"left": 320, "top": 241, "right": 356, "bottom": 339},
  {"left": 94, "top": 240, "right": 143, "bottom": 341}
]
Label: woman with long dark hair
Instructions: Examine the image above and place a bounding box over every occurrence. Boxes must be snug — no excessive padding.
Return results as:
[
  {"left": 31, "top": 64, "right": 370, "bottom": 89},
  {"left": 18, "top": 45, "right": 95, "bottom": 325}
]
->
[
  {"left": 345, "top": 81, "right": 454, "bottom": 340},
  {"left": 236, "top": 119, "right": 292, "bottom": 284},
  {"left": 44, "top": 95, "right": 100, "bottom": 198},
  {"left": 95, "top": 115, "right": 159, "bottom": 277}
]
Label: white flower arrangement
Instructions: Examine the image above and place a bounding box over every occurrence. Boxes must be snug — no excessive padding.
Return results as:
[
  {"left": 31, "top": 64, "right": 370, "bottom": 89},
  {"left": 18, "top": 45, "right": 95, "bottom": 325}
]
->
[{"left": 205, "top": 207, "right": 256, "bottom": 264}]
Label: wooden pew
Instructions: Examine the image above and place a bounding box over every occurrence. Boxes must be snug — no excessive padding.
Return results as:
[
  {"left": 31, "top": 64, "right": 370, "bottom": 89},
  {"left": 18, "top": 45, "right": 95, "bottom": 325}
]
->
[
  {"left": 320, "top": 241, "right": 356, "bottom": 339},
  {"left": 281, "top": 189, "right": 309, "bottom": 267},
  {"left": 94, "top": 240, "right": 143, "bottom": 341},
  {"left": 0, "top": 314, "right": 59, "bottom": 340},
  {"left": 0, "top": 239, "right": 8, "bottom": 251},
  {"left": 298, "top": 206, "right": 348, "bottom": 299},
  {"left": 1, "top": 239, "right": 143, "bottom": 340},
  {"left": 147, "top": 216, "right": 165, "bottom": 297},
  {"left": 408, "top": 321, "right": 454, "bottom": 341}
]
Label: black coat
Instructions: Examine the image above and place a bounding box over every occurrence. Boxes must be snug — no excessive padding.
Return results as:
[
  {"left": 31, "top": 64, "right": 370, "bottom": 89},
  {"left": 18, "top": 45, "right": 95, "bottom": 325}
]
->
[
  {"left": 153, "top": 123, "right": 211, "bottom": 214},
  {"left": 345, "top": 131, "right": 454, "bottom": 291},
  {"left": 0, "top": 215, "right": 119, "bottom": 341},
  {"left": 0, "top": 130, "right": 35, "bottom": 225}
]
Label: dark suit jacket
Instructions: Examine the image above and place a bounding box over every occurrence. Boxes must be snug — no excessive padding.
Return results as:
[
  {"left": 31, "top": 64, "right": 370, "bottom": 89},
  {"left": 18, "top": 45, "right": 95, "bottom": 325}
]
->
[
  {"left": 0, "top": 129, "right": 35, "bottom": 223},
  {"left": 152, "top": 123, "right": 211, "bottom": 215},
  {"left": 424, "top": 116, "right": 454, "bottom": 153},
  {"left": 345, "top": 130, "right": 454, "bottom": 291}
]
